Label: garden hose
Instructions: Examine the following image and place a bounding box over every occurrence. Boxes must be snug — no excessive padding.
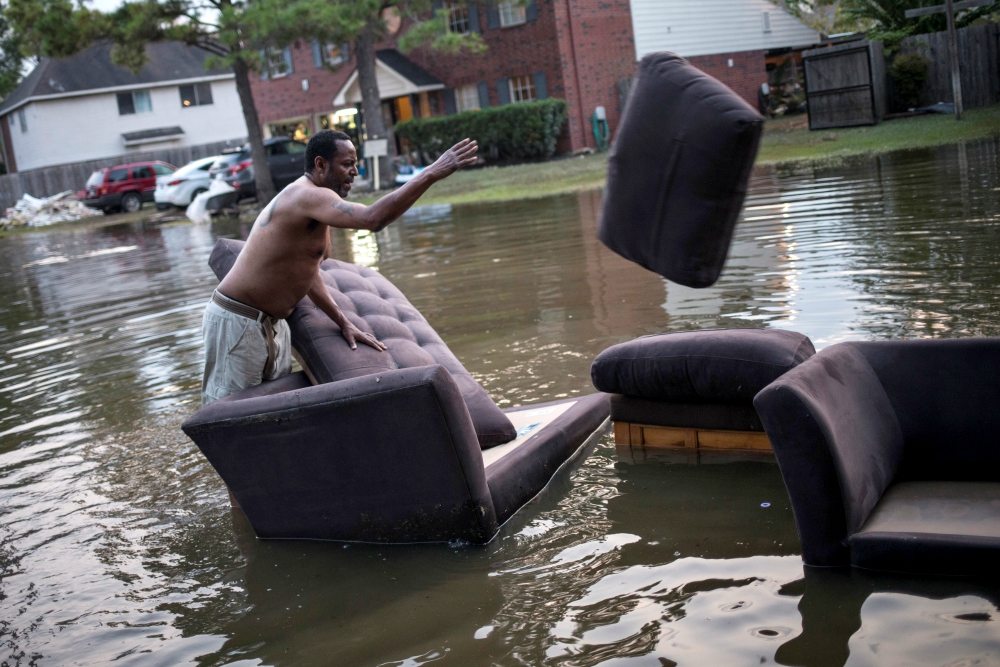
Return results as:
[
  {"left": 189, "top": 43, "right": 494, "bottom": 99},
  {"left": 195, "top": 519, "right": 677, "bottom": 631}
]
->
[{"left": 592, "top": 112, "right": 610, "bottom": 152}]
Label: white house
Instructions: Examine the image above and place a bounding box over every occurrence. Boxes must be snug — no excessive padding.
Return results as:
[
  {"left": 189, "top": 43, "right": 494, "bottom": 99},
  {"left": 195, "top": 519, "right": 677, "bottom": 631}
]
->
[
  {"left": 0, "top": 42, "right": 248, "bottom": 173},
  {"left": 629, "top": 0, "right": 821, "bottom": 60}
]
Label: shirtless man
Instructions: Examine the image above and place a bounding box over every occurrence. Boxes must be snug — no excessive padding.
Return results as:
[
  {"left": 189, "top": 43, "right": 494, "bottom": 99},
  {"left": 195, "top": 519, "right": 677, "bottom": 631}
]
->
[{"left": 202, "top": 130, "right": 478, "bottom": 404}]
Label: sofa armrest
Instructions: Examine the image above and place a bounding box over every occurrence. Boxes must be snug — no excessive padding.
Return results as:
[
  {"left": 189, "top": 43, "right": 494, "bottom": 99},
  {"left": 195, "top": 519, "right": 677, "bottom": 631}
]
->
[
  {"left": 182, "top": 365, "right": 499, "bottom": 543},
  {"left": 754, "top": 344, "right": 904, "bottom": 566}
]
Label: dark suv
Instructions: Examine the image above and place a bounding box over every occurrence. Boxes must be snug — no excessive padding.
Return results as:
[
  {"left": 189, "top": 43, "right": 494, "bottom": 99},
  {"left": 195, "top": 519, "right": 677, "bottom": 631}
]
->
[
  {"left": 220, "top": 137, "right": 307, "bottom": 199},
  {"left": 80, "top": 161, "right": 176, "bottom": 213}
]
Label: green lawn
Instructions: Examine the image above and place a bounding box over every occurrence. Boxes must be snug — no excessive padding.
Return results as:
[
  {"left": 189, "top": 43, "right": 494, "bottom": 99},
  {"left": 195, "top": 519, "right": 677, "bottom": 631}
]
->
[{"left": 356, "top": 104, "right": 1000, "bottom": 207}]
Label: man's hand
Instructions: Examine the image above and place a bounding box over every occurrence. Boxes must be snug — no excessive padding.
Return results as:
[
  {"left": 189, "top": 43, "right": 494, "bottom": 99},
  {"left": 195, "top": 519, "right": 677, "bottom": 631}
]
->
[
  {"left": 341, "top": 320, "right": 387, "bottom": 352},
  {"left": 424, "top": 139, "right": 479, "bottom": 181}
]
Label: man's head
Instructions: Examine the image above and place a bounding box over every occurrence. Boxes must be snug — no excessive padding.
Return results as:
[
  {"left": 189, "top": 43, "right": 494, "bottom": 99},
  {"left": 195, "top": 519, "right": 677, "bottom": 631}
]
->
[{"left": 305, "top": 130, "right": 358, "bottom": 197}]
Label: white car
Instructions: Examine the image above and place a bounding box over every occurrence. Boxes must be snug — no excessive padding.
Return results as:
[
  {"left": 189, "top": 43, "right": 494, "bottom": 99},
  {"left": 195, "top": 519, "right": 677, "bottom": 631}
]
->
[
  {"left": 154, "top": 156, "right": 220, "bottom": 209},
  {"left": 394, "top": 164, "right": 426, "bottom": 185}
]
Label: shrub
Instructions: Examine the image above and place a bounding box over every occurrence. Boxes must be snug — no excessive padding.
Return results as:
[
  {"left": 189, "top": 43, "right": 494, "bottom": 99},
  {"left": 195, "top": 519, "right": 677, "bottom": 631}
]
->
[
  {"left": 890, "top": 52, "right": 930, "bottom": 109},
  {"left": 394, "top": 99, "right": 568, "bottom": 163}
]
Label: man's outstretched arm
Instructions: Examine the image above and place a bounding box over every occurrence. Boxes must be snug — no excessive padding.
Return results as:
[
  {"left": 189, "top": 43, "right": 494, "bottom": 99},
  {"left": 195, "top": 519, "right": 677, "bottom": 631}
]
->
[
  {"left": 306, "top": 139, "right": 478, "bottom": 232},
  {"left": 307, "top": 272, "right": 387, "bottom": 351}
]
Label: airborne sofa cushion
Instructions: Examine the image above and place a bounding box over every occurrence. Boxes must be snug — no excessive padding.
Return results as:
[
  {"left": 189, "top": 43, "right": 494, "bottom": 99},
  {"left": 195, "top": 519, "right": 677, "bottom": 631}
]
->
[
  {"left": 591, "top": 329, "right": 815, "bottom": 404},
  {"left": 209, "top": 238, "right": 516, "bottom": 448},
  {"left": 599, "top": 52, "right": 764, "bottom": 288}
]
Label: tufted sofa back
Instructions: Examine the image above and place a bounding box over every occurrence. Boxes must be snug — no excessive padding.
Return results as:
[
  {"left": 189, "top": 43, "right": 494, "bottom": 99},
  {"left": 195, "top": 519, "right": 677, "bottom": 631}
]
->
[{"left": 208, "top": 238, "right": 516, "bottom": 448}]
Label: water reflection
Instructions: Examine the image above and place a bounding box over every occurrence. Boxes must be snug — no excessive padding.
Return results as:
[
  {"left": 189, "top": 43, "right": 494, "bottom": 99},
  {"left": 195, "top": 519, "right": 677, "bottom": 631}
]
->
[{"left": 0, "top": 140, "right": 999, "bottom": 665}]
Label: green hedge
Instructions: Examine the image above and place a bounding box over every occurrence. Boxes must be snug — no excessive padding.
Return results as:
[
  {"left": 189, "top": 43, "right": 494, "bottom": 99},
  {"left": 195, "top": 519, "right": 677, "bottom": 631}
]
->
[{"left": 394, "top": 98, "right": 568, "bottom": 162}]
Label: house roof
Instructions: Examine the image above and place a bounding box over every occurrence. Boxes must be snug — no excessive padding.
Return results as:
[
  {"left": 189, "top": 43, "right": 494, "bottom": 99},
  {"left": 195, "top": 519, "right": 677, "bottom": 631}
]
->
[
  {"left": 374, "top": 49, "right": 443, "bottom": 88},
  {"left": 333, "top": 49, "right": 444, "bottom": 106},
  {"left": 0, "top": 41, "right": 231, "bottom": 116}
]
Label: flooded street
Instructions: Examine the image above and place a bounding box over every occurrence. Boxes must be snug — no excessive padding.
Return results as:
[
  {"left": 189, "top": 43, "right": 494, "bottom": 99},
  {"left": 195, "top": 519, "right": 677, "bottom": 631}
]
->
[{"left": 2, "top": 140, "right": 1000, "bottom": 666}]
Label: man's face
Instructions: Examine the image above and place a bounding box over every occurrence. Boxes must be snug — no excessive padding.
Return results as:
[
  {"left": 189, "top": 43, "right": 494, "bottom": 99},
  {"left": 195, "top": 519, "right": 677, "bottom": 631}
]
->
[{"left": 314, "top": 140, "right": 359, "bottom": 197}]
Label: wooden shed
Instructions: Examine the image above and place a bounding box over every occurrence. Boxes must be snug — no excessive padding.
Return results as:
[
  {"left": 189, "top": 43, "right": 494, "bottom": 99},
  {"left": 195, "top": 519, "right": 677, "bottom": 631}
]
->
[{"left": 802, "top": 40, "right": 887, "bottom": 130}]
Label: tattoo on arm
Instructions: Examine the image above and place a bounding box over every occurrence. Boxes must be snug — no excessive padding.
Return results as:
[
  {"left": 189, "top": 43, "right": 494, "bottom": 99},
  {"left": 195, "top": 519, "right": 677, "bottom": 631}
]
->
[
  {"left": 333, "top": 201, "right": 356, "bottom": 217},
  {"left": 258, "top": 191, "right": 282, "bottom": 227}
]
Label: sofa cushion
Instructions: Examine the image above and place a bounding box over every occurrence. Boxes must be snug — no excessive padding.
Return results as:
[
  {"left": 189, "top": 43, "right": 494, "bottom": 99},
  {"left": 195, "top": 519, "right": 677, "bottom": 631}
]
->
[
  {"left": 209, "top": 238, "right": 516, "bottom": 448},
  {"left": 599, "top": 52, "right": 764, "bottom": 288},
  {"left": 591, "top": 329, "right": 815, "bottom": 404},
  {"left": 849, "top": 481, "right": 1000, "bottom": 576}
]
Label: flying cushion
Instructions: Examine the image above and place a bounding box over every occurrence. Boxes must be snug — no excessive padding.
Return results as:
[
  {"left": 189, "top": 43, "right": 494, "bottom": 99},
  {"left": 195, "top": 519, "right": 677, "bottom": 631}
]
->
[
  {"left": 591, "top": 329, "right": 815, "bottom": 404},
  {"left": 599, "top": 52, "right": 764, "bottom": 288},
  {"left": 208, "top": 238, "right": 517, "bottom": 448}
]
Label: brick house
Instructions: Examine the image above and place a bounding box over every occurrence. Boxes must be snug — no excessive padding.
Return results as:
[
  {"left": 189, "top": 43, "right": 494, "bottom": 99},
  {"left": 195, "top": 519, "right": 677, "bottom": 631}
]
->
[{"left": 249, "top": 0, "right": 818, "bottom": 157}]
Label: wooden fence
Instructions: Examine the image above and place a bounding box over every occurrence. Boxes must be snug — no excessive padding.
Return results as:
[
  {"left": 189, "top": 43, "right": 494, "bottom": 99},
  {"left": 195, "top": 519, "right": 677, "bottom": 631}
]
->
[
  {"left": 0, "top": 138, "right": 246, "bottom": 208},
  {"left": 898, "top": 23, "right": 1000, "bottom": 109}
]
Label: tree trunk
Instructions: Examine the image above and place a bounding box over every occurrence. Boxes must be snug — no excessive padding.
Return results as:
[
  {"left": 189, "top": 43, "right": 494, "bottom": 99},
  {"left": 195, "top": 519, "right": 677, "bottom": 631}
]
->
[
  {"left": 355, "top": 21, "right": 389, "bottom": 188},
  {"left": 232, "top": 56, "right": 277, "bottom": 205}
]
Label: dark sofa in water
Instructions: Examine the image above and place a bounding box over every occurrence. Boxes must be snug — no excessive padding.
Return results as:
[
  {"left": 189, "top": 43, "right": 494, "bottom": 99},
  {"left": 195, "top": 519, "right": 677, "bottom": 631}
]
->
[
  {"left": 182, "top": 239, "right": 610, "bottom": 544},
  {"left": 754, "top": 339, "right": 1000, "bottom": 576}
]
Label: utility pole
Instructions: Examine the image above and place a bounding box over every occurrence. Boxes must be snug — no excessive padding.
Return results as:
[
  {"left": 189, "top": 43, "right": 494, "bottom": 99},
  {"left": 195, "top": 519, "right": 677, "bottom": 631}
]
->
[
  {"left": 904, "top": 0, "right": 991, "bottom": 119},
  {"left": 944, "top": 0, "right": 964, "bottom": 119}
]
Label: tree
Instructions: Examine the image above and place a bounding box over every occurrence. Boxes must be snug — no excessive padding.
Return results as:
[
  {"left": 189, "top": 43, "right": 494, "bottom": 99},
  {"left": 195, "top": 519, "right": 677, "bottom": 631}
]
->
[
  {"left": 0, "top": 6, "right": 25, "bottom": 98},
  {"left": 7, "top": 0, "right": 282, "bottom": 204},
  {"left": 840, "top": 0, "right": 997, "bottom": 44}
]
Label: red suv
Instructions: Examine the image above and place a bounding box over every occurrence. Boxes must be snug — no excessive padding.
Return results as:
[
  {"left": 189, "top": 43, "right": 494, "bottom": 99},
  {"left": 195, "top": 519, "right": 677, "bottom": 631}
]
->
[{"left": 80, "top": 161, "right": 176, "bottom": 214}]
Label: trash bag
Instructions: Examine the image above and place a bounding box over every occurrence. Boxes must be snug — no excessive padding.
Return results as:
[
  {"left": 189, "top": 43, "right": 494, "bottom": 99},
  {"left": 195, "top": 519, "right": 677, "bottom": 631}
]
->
[
  {"left": 599, "top": 52, "right": 764, "bottom": 288},
  {"left": 187, "top": 179, "right": 237, "bottom": 224}
]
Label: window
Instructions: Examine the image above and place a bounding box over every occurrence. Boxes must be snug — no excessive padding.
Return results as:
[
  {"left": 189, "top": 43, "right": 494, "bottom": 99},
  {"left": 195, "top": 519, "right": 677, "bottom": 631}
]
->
[
  {"left": 107, "top": 168, "right": 129, "bottom": 182},
  {"left": 132, "top": 165, "right": 153, "bottom": 179},
  {"left": 262, "top": 47, "right": 293, "bottom": 79},
  {"left": 508, "top": 74, "right": 535, "bottom": 103},
  {"left": 152, "top": 163, "right": 174, "bottom": 176},
  {"left": 445, "top": 2, "right": 470, "bottom": 34},
  {"left": 86, "top": 170, "right": 104, "bottom": 187},
  {"left": 286, "top": 141, "right": 307, "bottom": 154},
  {"left": 455, "top": 84, "right": 480, "bottom": 112},
  {"left": 312, "top": 40, "right": 348, "bottom": 68},
  {"left": 267, "top": 142, "right": 287, "bottom": 156},
  {"left": 17, "top": 108, "right": 26, "bottom": 133},
  {"left": 117, "top": 90, "right": 152, "bottom": 115},
  {"left": 180, "top": 83, "right": 213, "bottom": 107},
  {"left": 498, "top": 0, "right": 526, "bottom": 27}
]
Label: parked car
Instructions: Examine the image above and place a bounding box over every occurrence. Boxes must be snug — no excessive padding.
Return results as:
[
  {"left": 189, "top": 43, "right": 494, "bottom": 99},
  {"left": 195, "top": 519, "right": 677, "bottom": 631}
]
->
[
  {"left": 80, "top": 161, "right": 176, "bottom": 214},
  {"left": 154, "top": 156, "right": 219, "bottom": 209},
  {"left": 394, "top": 164, "right": 425, "bottom": 185},
  {"left": 207, "top": 149, "right": 246, "bottom": 181},
  {"left": 220, "top": 137, "right": 308, "bottom": 200}
]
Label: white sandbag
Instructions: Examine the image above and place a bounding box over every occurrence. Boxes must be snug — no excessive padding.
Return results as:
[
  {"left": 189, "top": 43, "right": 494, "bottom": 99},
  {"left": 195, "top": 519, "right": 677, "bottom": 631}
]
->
[{"left": 187, "top": 179, "right": 236, "bottom": 224}]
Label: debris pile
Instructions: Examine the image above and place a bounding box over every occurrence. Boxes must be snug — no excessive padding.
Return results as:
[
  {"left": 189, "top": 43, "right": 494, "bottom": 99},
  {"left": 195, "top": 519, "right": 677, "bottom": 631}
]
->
[{"left": 1, "top": 191, "right": 101, "bottom": 230}]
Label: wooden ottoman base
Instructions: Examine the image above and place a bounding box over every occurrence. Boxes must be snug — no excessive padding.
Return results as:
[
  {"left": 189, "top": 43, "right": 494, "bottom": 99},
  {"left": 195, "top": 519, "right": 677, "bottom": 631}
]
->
[{"left": 613, "top": 421, "right": 772, "bottom": 452}]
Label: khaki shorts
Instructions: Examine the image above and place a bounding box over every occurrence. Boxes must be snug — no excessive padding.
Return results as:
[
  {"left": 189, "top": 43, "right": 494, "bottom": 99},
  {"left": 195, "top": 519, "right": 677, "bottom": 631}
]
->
[{"left": 201, "top": 296, "right": 292, "bottom": 405}]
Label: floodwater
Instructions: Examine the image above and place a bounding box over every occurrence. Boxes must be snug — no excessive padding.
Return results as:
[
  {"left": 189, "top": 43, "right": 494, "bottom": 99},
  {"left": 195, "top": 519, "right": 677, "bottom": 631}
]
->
[{"left": 2, "top": 139, "right": 1000, "bottom": 666}]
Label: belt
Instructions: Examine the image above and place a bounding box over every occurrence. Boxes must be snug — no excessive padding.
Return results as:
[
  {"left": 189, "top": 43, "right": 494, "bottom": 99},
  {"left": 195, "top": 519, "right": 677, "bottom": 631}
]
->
[{"left": 212, "top": 290, "right": 280, "bottom": 378}]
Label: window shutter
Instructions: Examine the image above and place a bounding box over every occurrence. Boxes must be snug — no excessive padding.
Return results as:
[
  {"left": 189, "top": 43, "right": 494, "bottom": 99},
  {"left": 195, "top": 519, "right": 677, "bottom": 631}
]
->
[
  {"left": 283, "top": 47, "right": 294, "bottom": 73},
  {"left": 533, "top": 71, "right": 547, "bottom": 100},
  {"left": 260, "top": 50, "right": 269, "bottom": 80},
  {"left": 341, "top": 44, "right": 350, "bottom": 62},
  {"left": 496, "top": 78, "right": 510, "bottom": 105},
  {"left": 468, "top": 4, "right": 481, "bottom": 32},
  {"left": 444, "top": 88, "right": 457, "bottom": 114},
  {"left": 486, "top": 4, "right": 500, "bottom": 29},
  {"left": 477, "top": 81, "right": 490, "bottom": 107},
  {"left": 431, "top": 0, "right": 441, "bottom": 10},
  {"left": 312, "top": 39, "right": 324, "bottom": 68},
  {"left": 525, "top": 0, "right": 537, "bottom": 21}
]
